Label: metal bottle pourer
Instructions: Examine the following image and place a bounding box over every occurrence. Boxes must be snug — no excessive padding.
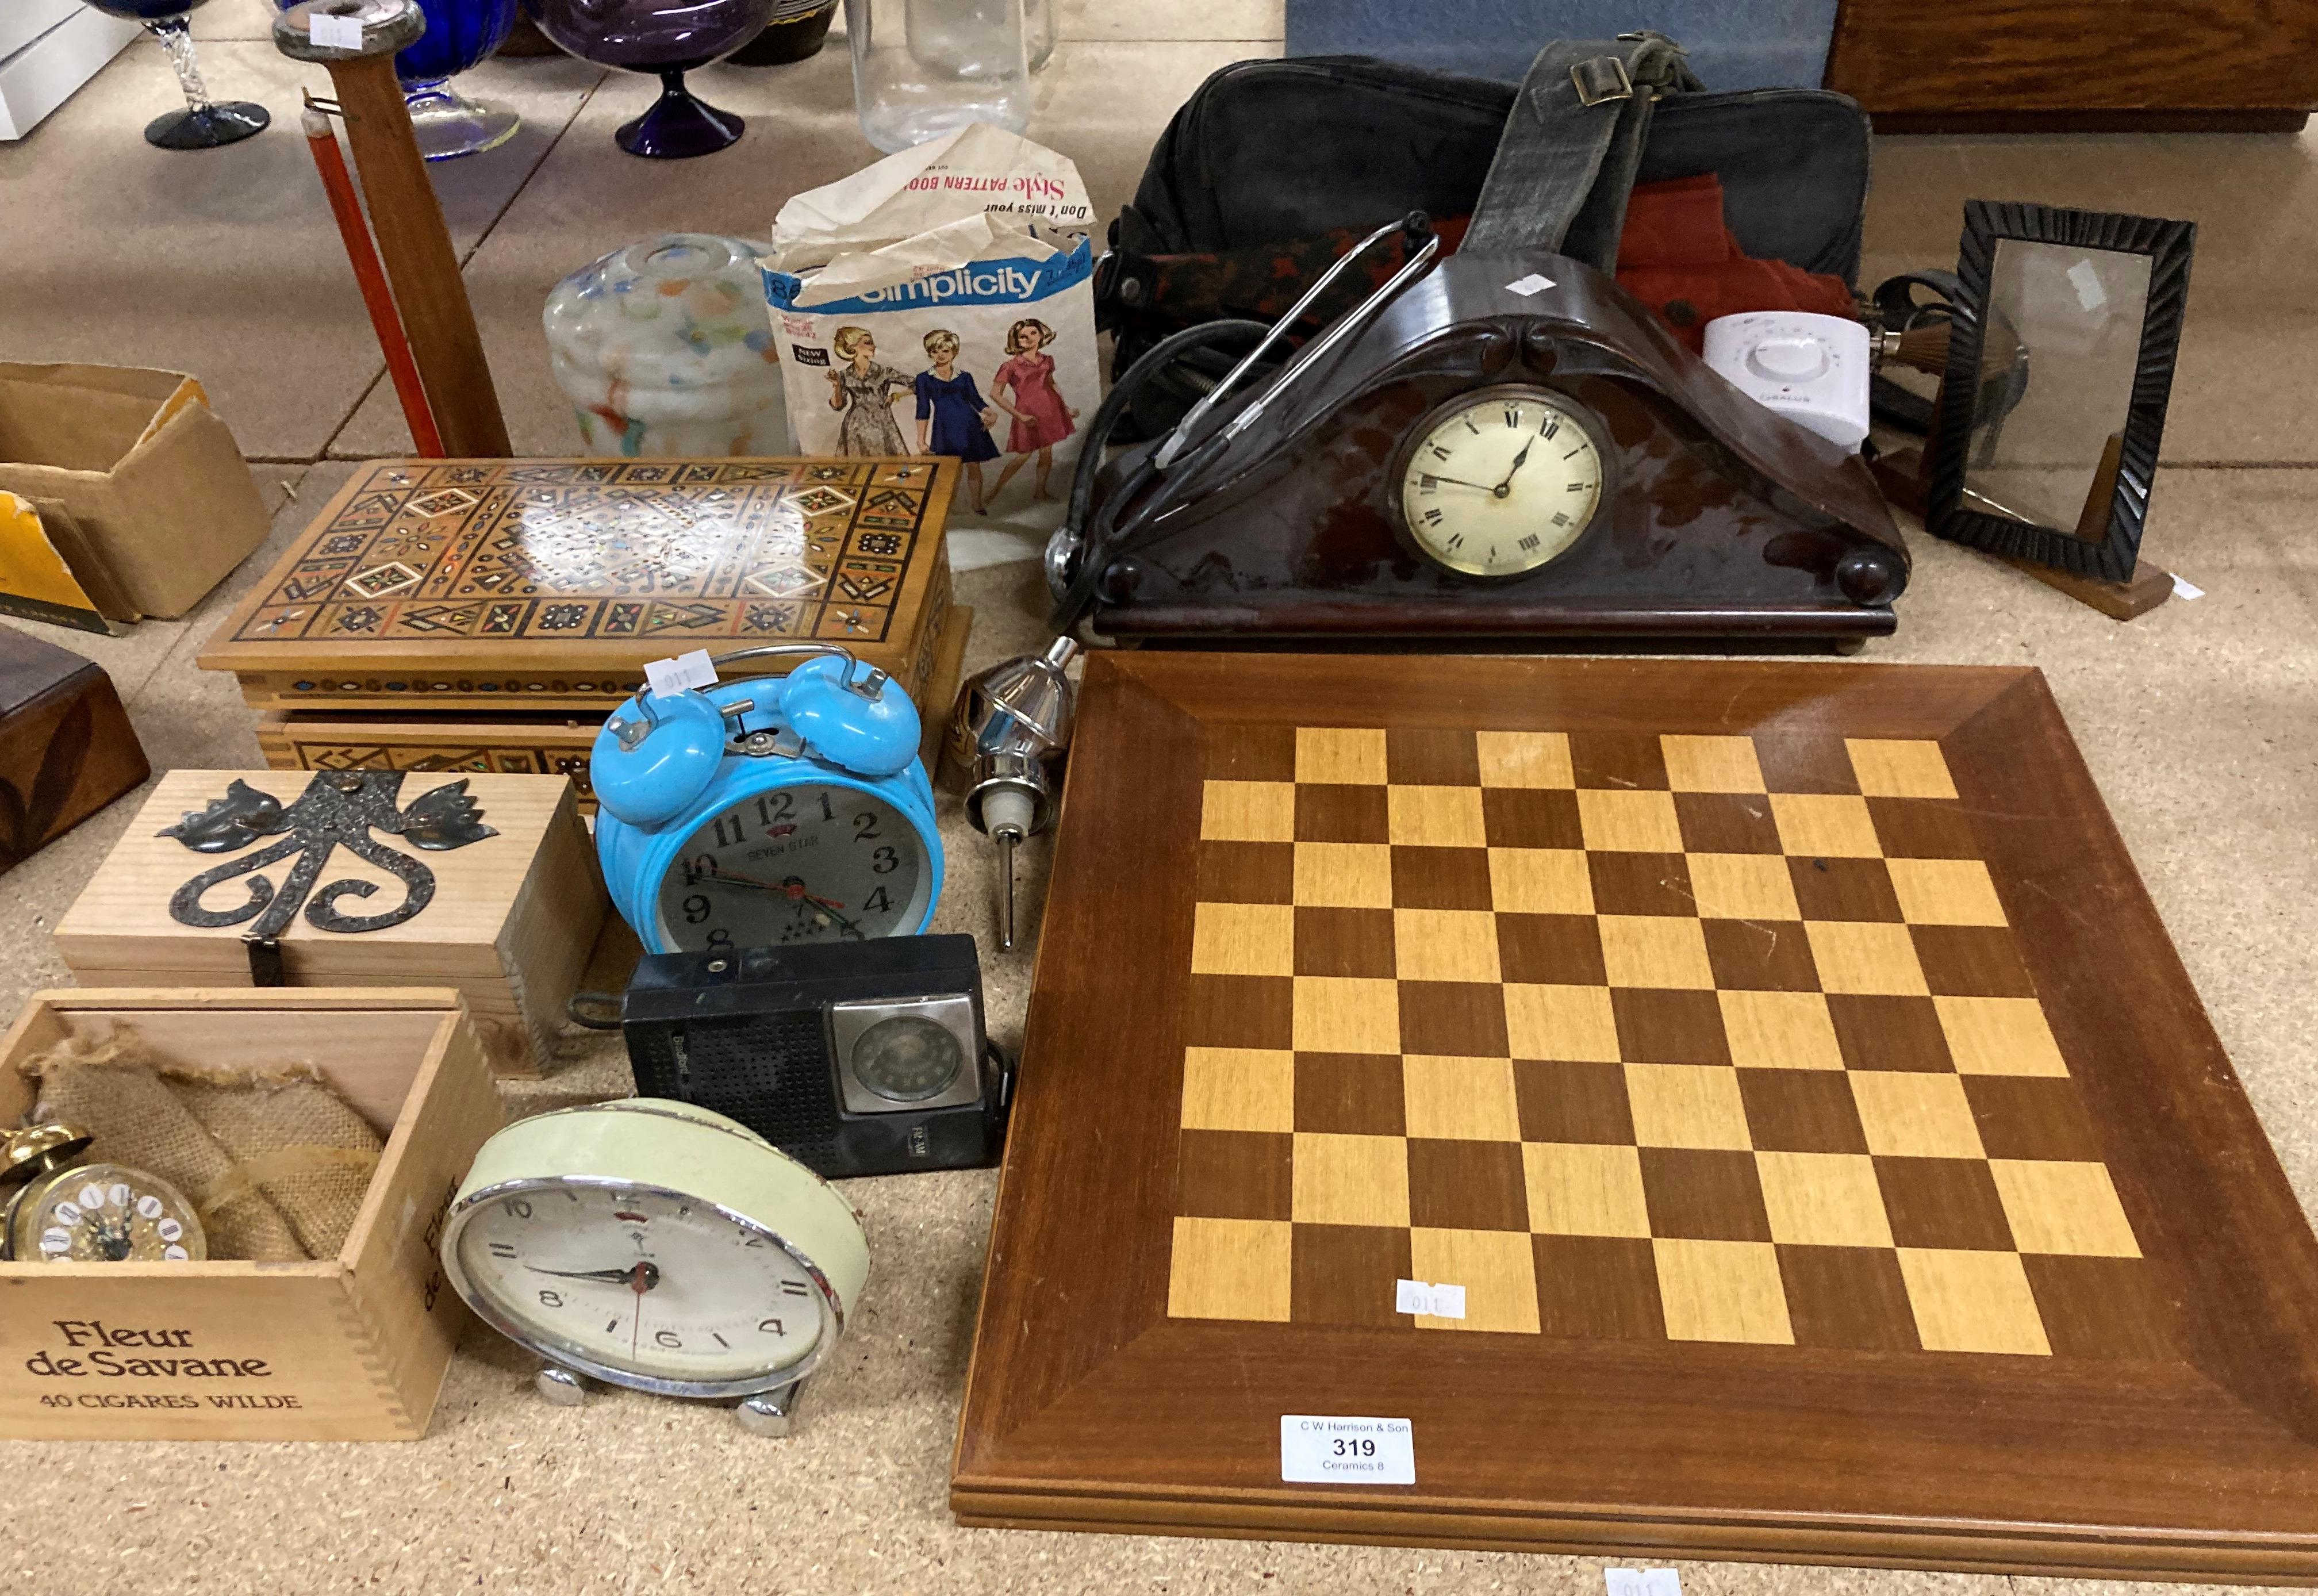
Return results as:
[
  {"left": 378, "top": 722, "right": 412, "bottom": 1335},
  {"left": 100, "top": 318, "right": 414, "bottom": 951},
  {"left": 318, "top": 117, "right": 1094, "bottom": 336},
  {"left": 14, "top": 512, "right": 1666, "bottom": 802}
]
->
[{"left": 951, "top": 637, "right": 1080, "bottom": 950}]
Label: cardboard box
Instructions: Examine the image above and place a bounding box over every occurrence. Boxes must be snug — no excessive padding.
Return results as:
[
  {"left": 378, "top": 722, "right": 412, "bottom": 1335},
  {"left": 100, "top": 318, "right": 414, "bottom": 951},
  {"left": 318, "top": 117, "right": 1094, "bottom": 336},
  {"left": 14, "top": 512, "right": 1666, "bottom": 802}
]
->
[
  {"left": 56, "top": 770, "right": 607, "bottom": 1077},
  {"left": 0, "top": 491, "right": 135, "bottom": 634},
  {"left": 0, "top": 989, "right": 498, "bottom": 1441},
  {"left": 0, "top": 5, "right": 141, "bottom": 143},
  {"left": 0, "top": 365, "right": 271, "bottom": 618}
]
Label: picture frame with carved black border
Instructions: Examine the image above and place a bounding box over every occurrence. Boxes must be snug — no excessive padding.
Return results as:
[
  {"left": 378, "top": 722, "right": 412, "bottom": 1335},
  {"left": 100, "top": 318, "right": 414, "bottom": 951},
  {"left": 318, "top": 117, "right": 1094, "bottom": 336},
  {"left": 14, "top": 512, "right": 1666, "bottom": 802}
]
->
[{"left": 1928, "top": 200, "right": 2196, "bottom": 582}]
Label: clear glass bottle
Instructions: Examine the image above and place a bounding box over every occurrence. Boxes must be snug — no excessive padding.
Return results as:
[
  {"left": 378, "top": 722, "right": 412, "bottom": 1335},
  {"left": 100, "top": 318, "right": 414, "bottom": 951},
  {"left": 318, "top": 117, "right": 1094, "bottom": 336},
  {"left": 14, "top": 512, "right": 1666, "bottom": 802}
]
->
[
  {"left": 845, "top": 0, "right": 1030, "bottom": 154},
  {"left": 1024, "top": 0, "right": 1054, "bottom": 71}
]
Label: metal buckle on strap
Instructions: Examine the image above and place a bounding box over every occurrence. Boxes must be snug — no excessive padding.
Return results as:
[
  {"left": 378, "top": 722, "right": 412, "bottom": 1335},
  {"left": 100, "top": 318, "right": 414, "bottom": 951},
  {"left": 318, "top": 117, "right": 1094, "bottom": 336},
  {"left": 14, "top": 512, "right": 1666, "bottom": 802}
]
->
[{"left": 1570, "top": 55, "right": 1634, "bottom": 108}]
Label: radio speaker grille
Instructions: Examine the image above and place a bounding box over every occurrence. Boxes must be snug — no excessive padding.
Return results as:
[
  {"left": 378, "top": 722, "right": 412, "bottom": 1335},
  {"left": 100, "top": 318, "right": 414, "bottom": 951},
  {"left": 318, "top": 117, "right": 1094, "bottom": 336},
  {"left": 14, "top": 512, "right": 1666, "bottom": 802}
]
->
[{"left": 630, "top": 1013, "right": 840, "bottom": 1165}]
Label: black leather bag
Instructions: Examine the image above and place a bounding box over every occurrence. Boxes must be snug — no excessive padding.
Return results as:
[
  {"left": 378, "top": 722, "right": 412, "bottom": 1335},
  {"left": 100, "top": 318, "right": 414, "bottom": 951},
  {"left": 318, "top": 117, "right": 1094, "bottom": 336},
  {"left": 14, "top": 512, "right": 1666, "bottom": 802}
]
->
[{"left": 1103, "top": 55, "right": 1872, "bottom": 377}]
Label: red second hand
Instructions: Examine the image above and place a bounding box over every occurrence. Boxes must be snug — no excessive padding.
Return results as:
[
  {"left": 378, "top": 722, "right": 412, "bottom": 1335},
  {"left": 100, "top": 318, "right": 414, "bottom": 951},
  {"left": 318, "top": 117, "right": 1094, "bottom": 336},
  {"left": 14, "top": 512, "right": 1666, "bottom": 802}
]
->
[{"left": 629, "top": 1262, "right": 649, "bottom": 1363}]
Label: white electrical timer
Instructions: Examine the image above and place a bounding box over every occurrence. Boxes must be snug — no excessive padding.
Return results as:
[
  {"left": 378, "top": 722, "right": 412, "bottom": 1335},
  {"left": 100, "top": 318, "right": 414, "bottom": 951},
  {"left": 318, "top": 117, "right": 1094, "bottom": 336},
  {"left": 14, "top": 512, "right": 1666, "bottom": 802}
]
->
[{"left": 440, "top": 1099, "right": 868, "bottom": 1436}]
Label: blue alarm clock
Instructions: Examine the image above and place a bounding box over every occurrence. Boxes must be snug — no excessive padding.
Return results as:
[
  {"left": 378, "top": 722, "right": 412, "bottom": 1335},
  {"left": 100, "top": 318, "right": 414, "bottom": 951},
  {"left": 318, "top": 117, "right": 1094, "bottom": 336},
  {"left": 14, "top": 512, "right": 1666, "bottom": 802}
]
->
[{"left": 591, "top": 644, "right": 943, "bottom": 954}]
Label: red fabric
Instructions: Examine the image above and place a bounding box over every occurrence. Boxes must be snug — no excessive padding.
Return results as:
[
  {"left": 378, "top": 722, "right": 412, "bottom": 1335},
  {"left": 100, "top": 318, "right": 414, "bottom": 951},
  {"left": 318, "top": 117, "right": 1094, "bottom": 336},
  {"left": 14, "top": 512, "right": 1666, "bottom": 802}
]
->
[
  {"left": 1612, "top": 174, "right": 1857, "bottom": 352},
  {"left": 1615, "top": 173, "right": 1732, "bottom": 269}
]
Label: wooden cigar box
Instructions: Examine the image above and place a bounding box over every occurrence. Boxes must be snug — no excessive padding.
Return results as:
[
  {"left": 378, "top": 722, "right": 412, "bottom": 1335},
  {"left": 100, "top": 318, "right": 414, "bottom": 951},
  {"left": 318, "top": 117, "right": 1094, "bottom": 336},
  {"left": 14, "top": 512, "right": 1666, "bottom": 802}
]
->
[
  {"left": 0, "top": 988, "right": 496, "bottom": 1441},
  {"left": 54, "top": 770, "right": 605, "bottom": 1077}
]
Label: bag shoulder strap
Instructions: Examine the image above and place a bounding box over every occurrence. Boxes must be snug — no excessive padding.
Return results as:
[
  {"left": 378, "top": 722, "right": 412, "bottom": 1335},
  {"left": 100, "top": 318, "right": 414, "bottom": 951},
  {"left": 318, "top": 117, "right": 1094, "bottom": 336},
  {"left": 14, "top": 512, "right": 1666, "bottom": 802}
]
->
[{"left": 1463, "top": 32, "right": 1703, "bottom": 271}]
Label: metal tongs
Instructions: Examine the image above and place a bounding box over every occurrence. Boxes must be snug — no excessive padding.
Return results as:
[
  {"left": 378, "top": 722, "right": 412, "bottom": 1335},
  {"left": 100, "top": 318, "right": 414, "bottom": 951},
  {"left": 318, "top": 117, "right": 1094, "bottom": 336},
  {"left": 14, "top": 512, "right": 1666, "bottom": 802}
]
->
[
  {"left": 1152, "top": 211, "right": 1441, "bottom": 471},
  {"left": 1047, "top": 213, "right": 1440, "bottom": 629}
]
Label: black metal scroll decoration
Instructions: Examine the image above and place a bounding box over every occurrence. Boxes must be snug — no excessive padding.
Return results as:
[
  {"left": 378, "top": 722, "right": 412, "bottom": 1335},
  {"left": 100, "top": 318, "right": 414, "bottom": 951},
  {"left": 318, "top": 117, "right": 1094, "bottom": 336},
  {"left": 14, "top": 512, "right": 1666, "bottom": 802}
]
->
[{"left": 160, "top": 772, "right": 498, "bottom": 943}]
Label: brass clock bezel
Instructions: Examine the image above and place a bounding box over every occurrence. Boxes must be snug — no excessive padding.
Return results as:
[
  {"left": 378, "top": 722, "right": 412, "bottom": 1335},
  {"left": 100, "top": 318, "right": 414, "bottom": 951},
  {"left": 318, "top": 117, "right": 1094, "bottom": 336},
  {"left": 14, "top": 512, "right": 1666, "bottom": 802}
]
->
[{"left": 1386, "top": 383, "right": 1613, "bottom": 582}]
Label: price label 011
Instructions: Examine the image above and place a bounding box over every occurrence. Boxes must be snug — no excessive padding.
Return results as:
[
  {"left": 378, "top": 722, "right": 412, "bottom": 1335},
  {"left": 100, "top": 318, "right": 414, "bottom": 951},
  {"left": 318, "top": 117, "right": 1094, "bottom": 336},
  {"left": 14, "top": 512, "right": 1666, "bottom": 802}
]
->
[{"left": 1279, "top": 1414, "right": 1415, "bottom": 1484}]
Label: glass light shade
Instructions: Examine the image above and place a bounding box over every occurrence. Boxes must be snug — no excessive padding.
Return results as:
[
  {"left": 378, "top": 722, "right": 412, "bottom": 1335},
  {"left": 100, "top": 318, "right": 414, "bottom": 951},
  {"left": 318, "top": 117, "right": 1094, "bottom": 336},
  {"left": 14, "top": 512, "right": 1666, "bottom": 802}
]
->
[
  {"left": 845, "top": 0, "right": 1029, "bottom": 155},
  {"left": 543, "top": 234, "right": 789, "bottom": 457}
]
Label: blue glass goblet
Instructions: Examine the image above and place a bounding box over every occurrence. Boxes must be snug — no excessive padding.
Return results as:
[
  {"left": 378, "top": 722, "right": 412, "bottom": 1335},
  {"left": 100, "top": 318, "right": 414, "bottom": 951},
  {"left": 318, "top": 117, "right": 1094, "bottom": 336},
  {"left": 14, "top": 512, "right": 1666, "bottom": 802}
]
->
[
  {"left": 78, "top": 0, "right": 270, "bottom": 150},
  {"left": 275, "top": 0, "right": 522, "bottom": 160},
  {"left": 396, "top": 0, "right": 521, "bottom": 160}
]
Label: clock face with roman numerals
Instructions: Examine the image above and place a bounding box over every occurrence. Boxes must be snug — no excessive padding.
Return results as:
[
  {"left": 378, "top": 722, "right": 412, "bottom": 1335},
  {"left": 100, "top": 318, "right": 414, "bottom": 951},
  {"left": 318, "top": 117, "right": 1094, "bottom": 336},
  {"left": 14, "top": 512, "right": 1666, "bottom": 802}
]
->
[{"left": 1393, "top": 386, "right": 1606, "bottom": 578}]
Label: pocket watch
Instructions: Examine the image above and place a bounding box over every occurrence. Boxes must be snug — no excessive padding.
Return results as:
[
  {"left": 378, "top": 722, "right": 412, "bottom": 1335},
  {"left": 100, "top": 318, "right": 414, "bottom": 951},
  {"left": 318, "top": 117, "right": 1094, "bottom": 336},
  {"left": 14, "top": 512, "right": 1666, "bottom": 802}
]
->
[
  {"left": 591, "top": 643, "right": 945, "bottom": 956},
  {"left": 1, "top": 1123, "right": 206, "bottom": 1263},
  {"left": 1389, "top": 384, "right": 1609, "bottom": 580},
  {"left": 440, "top": 1098, "right": 869, "bottom": 1436}
]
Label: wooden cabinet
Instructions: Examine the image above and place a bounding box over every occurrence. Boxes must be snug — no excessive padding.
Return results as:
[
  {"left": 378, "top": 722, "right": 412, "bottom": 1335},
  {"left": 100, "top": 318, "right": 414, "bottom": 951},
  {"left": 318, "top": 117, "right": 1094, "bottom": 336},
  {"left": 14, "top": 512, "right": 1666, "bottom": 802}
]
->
[{"left": 1826, "top": 0, "right": 2318, "bottom": 130}]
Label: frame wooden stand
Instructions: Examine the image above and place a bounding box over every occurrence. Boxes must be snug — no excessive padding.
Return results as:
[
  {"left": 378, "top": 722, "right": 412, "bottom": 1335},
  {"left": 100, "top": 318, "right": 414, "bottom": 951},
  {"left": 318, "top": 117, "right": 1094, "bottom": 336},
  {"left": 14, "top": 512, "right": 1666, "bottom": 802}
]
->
[{"left": 1870, "top": 441, "right": 2172, "bottom": 622}]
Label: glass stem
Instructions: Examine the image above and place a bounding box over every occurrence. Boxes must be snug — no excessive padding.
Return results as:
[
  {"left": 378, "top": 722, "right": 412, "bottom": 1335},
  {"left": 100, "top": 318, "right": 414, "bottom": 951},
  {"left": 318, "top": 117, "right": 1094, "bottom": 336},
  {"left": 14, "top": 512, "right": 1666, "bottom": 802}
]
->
[{"left": 145, "top": 17, "right": 216, "bottom": 116}]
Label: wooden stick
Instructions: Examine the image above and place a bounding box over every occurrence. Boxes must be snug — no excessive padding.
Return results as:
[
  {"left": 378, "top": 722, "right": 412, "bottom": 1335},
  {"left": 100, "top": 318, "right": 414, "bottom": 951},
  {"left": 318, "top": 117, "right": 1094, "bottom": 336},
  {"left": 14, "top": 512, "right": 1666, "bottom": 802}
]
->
[
  {"left": 318, "top": 53, "right": 511, "bottom": 457},
  {"left": 300, "top": 101, "right": 443, "bottom": 458}
]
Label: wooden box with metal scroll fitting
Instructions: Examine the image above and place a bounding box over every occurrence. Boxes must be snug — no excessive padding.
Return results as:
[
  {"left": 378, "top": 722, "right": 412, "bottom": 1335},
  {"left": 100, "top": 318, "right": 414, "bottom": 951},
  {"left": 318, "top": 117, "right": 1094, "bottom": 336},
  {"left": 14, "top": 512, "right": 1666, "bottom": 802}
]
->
[{"left": 54, "top": 770, "right": 604, "bottom": 1077}]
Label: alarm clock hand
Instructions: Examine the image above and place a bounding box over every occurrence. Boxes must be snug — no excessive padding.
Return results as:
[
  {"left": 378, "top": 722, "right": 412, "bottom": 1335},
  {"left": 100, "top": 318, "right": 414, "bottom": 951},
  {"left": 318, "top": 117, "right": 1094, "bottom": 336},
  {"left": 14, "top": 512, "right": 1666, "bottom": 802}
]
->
[
  {"left": 789, "top": 892, "right": 868, "bottom": 939},
  {"left": 528, "top": 1261, "right": 663, "bottom": 1287},
  {"left": 631, "top": 1262, "right": 650, "bottom": 1365},
  {"left": 696, "top": 865, "right": 841, "bottom": 907}
]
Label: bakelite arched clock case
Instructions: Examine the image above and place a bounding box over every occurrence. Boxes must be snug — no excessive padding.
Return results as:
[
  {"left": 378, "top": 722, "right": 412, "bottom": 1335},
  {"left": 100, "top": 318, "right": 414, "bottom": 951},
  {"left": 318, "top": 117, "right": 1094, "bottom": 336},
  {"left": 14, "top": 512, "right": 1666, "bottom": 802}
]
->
[{"left": 1076, "top": 251, "right": 1909, "bottom": 647}]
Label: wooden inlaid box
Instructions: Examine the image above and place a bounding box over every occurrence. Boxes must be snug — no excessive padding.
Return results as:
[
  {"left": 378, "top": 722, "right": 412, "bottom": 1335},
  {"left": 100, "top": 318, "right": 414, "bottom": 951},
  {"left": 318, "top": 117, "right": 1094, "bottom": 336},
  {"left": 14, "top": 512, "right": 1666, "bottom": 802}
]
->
[
  {"left": 198, "top": 456, "right": 961, "bottom": 715},
  {"left": 249, "top": 598, "right": 977, "bottom": 813},
  {"left": 55, "top": 770, "right": 604, "bottom": 1077},
  {"left": 0, "top": 623, "right": 148, "bottom": 874},
  {"left": 0, "top": 988, "right": 496, "bottom": 1441}
]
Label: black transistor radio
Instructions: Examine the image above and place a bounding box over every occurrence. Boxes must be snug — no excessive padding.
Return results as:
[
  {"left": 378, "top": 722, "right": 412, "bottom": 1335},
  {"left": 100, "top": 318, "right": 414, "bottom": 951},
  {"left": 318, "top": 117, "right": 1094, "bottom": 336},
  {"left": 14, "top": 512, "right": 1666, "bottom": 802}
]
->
[{"left": 619, "top": 935, "right": 1009, "bottom": 1179}]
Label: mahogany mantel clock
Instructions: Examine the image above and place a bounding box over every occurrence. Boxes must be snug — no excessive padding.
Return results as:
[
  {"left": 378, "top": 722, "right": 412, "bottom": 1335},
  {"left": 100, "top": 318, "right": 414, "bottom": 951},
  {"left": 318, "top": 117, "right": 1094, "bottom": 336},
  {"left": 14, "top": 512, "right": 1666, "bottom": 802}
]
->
[{"left": 1053, "top": 251, "right": 1909, "bottom": 647}]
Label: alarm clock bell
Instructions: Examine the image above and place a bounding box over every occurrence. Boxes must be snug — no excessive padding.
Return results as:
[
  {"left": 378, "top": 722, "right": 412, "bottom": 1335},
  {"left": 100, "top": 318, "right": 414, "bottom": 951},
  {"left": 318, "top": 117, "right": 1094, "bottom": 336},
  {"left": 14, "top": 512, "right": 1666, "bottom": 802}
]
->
[
  {"left": 590, "top": 644, "right": 945, "bottom": 956},
  {"left": 592, "top": 645, "right": 922, "bottom": 830},
  {"left": 779, "top": 654, "right": 920, "bottom": 777},
  {"left": 592, "top": 689, "right": 726, "bottom": 828}
]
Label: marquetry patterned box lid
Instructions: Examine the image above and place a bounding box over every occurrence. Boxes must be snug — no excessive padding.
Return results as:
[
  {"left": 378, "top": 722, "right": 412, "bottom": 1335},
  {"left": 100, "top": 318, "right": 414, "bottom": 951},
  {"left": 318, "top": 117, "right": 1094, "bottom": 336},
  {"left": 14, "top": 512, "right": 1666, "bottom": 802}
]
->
[{"left": 198, "top": 456, "right": 958, "bottom": 713}]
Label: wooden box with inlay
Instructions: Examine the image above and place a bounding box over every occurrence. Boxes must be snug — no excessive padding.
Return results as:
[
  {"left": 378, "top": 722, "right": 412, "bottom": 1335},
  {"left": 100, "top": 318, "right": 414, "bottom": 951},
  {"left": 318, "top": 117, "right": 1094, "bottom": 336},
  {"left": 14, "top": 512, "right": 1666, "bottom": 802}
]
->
[
  {"left": 55, "top": 770, "right": 604, "bottom": 1077},
  {"left": 247, "top": 597, "right": 976, "bottom": 814},
  {"left": 0, "top": 988, "right": 496, "bottom": 1441},
  {"left": 197, "top": 456, "right": 961, "bottom": 716},
  {"left": 0, "top": 623, "right": 148, "bottom": 874}
]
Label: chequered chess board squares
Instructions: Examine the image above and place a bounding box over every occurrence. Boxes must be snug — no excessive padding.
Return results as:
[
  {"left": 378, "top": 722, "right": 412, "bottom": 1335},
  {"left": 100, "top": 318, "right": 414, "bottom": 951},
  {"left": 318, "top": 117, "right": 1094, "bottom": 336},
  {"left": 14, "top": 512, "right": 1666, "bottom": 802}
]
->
[{"left": 1170, "top": 727, "right": 2160, "bottom": 1360}]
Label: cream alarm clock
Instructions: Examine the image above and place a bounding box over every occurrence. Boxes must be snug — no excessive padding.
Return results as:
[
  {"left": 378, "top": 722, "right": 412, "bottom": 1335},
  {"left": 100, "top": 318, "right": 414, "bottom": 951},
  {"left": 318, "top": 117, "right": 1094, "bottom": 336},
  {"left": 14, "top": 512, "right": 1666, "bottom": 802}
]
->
[{"left": 440, "top": 1099, "right": 868, "bottom": 1436}]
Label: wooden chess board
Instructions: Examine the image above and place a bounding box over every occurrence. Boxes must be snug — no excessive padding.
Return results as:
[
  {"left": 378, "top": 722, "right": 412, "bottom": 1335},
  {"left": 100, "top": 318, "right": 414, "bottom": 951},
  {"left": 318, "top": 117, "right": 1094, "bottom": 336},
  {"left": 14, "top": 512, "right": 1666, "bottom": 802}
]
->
[{"left": 952, "top": 653, "right": 2318, "bottom": 1579}]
